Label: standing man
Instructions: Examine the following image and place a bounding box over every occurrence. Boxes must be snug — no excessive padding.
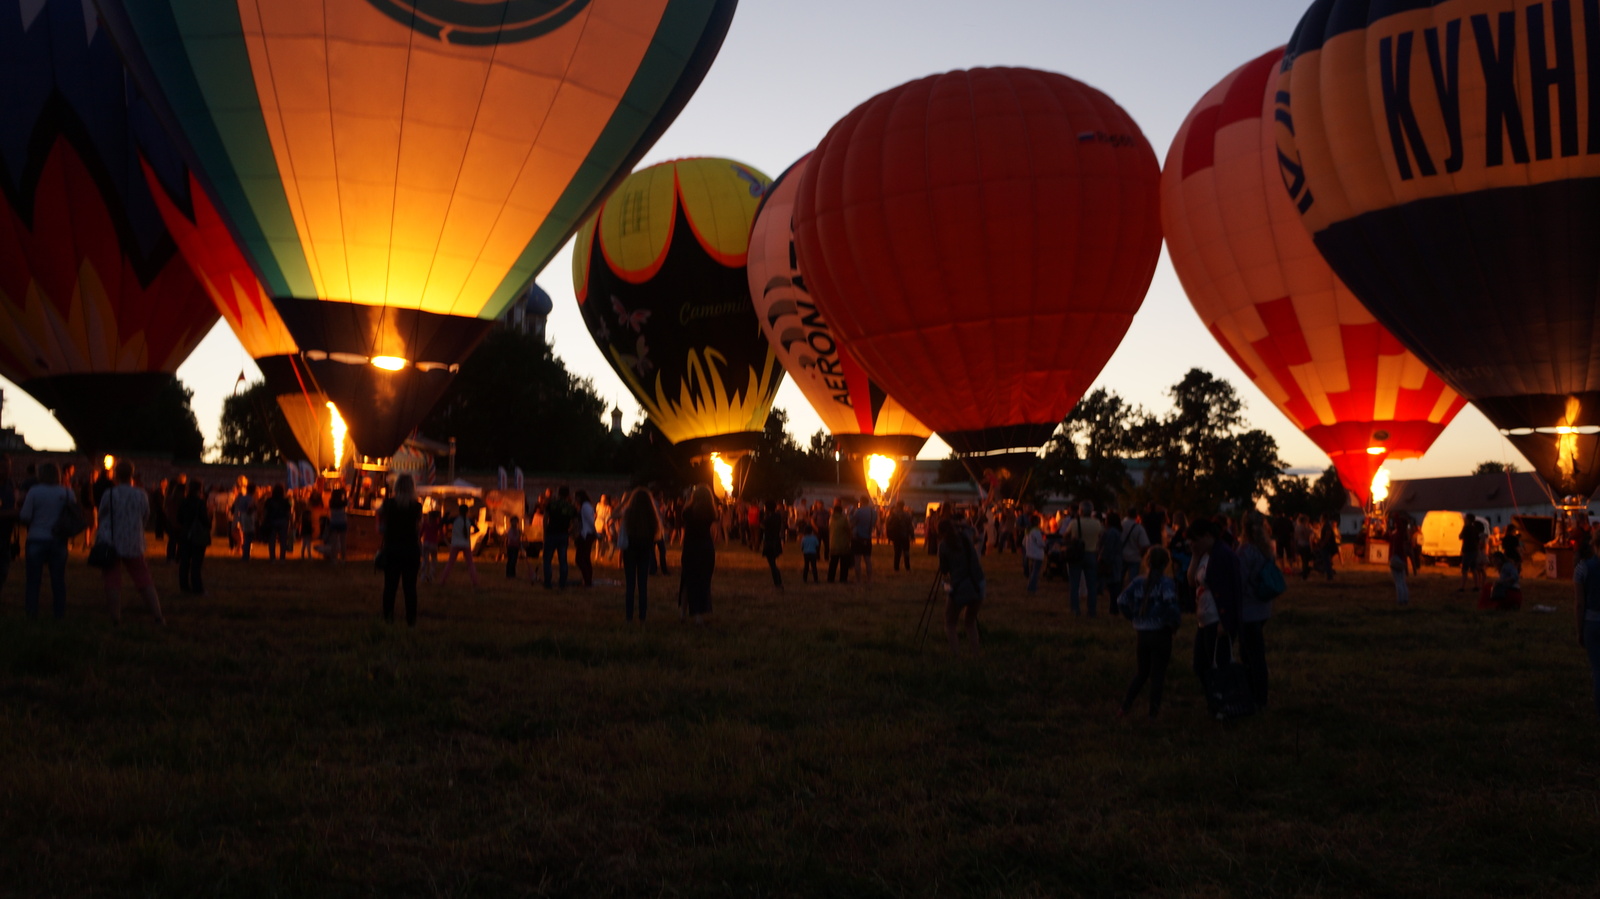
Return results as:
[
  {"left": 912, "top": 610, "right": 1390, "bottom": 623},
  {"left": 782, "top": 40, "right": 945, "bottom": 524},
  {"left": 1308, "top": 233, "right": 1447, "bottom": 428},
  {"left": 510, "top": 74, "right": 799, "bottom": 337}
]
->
[
  {"left": 886, "top": 500, "right": 913, "bottom": 572},
  {"left": 164, "top": 473, "right": 187, "bottom": 562},
  {"left": 1063, "top": 502, "right": 1103, "bottom": 617},
  {"left": 542, "top": 485, "right": 576, "bottom": 589},
  {"left": 850, "top": 495, "right": 878, "bottom": 586}
]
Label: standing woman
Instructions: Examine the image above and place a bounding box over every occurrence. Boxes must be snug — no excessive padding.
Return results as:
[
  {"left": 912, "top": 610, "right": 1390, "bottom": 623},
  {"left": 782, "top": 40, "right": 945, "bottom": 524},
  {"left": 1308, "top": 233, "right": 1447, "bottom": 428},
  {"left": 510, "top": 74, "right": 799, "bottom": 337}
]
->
[
  {"left": 1117, "top": 546, "right": 1181, "bottom": 718},
  {"left": 828, "top": 500, "right": 853, "bottom": 584},
  {"left": 619, "top": 488, "right": 662, "bottom": 621},
  {"left": 761, "top": 498, "right": 785, "bottom": 589},
  {"left": 96, "top": 460, "right": 163, "bottom": 624},
  {"left": 1386, "top": 512, "right": 1412, "bottom": 606},
  {"left": 176, "top": 480, "right": 209, "bottom": 595},
  {"left": 575, "top": 489, "right": 597, "bottom": 587},
  {"left": 18, "top": 462, "right": 73, "bottom": 619},
  {"left": 937, "top": 518, "right": 985, "bottom": 657},
  {"left": 679, "top": 485, "right": 718, "bottom": 623},
  {"left": 378, "top": 475, "right": 424, "bottom": 625}
]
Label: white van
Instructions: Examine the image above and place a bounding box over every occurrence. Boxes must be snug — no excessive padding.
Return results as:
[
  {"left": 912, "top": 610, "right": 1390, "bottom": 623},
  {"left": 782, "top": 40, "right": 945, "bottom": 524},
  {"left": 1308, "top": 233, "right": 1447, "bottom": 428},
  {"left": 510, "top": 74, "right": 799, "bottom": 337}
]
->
[{"left": 1419, "top": 511, "right": 1464, "bottom": 562}]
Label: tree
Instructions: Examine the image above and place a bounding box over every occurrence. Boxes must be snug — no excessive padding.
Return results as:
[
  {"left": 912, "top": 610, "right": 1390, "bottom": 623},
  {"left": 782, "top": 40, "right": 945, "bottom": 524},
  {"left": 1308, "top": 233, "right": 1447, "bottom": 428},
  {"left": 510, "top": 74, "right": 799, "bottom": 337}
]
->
[
  {"left": 97, "top": 375, "right": 205, "bottom": 462},
  {"left": 1473, "top": 460, "right": 1518, "bottom": 476},
  {"left": 217, "top": 380, "right": 298, "bottom": 465},
  {"left": 1133, "top": 369, "right": 1285, "bottom": 514},
  {"left": 803, "top": 429, "right": 840, "bottom": 483},
  {"left": 1038, "top": 388, "right": 1137, "bottom": 509},
  {"left": 610, "top": 417, "right": 689, "bottom": 491},
  {"left": 421, "top": 329, "right": 613, "bottom": 472},
  {"left": 1271, "top": 466, "right": 1350, "bottom": 519},
  {"left": 742, "top": 408, "right": 808, "bottom": 501}
]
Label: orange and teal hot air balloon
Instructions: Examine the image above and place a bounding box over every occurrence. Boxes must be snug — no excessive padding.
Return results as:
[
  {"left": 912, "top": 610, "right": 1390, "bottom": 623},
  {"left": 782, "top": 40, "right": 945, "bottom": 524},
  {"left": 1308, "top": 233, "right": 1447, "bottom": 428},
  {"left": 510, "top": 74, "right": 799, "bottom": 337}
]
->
[
  {"left": 0, "top": 0, "right": 218, "bottom": 451},
  {"left": 1164, "top": 48, "right": 1467, "bottom": 505},
  {"left": 95, "top": 0, "right": 739, "bottom": 456},
  {"left": 573, "top": 157, "right": 784, "bottom": 492},
  {"left": 1280, "top": 0, "right": 1600, "bottom": 498}
]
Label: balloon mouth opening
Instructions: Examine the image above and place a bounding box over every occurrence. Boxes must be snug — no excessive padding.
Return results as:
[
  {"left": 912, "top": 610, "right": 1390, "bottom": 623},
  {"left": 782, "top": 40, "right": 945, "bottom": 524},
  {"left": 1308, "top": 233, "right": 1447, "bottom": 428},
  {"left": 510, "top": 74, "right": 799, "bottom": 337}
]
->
[
  {"left": 1365, "top": 447, "right": 1387, "bottom": 456},
  {"left": 370, "top": 356, "right": 408, "bottom": 371}
]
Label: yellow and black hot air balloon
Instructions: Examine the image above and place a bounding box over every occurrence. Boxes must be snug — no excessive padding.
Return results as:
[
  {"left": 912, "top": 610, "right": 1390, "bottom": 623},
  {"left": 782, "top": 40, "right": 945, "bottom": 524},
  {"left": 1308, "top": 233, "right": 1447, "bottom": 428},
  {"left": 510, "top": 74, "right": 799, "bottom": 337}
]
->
[
  {"left": 95, "top": 0, "right": 739, "bottom": 456},
  {"left": 1280, "top": 0, "right": 1600, "bottom": 498},
  {"left": 0, "top": 0, "right": 218, "bottom": 451},
  {"left": 573, "top": 157, "right": 784, "bottom": 495}
]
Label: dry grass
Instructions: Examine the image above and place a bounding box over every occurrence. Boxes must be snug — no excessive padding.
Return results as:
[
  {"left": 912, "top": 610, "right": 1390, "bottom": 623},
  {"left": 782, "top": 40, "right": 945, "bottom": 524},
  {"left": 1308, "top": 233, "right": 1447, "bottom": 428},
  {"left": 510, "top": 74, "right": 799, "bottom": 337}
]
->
[{"left": 1, "top": 540, "right": 1596, "bottom": 897}]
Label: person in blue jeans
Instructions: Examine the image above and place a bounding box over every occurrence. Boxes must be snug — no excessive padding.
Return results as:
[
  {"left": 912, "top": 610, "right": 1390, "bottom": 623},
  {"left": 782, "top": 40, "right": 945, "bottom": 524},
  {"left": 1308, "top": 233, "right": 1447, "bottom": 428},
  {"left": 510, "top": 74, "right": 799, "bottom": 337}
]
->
[
  {"left": 619, "top": 488, "right": 661, "bottom": 621},
  {"left": 1574, "top": 536, "right": 1600, "bottom": 718},
  {"left": 1117, "top": 546, "right": 1181, "bottom": 718},
  {"left": 17, "top": 462, "right": 73, "bottom": 619},
  {"left": 1063, "top": 502, "right": 1102, "bottom": 616}
]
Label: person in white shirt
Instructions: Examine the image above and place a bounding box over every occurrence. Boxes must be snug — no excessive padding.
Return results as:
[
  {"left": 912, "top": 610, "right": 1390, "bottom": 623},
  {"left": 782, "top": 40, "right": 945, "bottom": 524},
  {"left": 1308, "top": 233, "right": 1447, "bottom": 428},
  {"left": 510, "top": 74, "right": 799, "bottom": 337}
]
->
[
  {"left": 575, "top": 489, "right": 597, "bottom": 587},
  {"left": 95, "top": 460, "right": 163, "bottom": 625}
]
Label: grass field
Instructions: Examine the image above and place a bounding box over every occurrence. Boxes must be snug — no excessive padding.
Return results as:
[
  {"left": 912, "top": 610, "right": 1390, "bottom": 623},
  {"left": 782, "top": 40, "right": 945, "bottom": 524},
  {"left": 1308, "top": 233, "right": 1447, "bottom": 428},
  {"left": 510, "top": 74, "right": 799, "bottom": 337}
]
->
[{"left": 1, "top": 539, "right": 1597, "bottom": 897}]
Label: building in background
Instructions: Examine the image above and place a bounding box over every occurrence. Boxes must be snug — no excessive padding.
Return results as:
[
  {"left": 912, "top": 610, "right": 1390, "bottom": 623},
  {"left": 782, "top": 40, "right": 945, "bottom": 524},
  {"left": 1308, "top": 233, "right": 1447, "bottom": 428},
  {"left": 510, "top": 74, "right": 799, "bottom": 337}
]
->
[
  {"left": 0, "top": 390, "right": 33, "bottom": 452},
  {"left": 498, "top": 283, "right": 553, "bottom": 338}
]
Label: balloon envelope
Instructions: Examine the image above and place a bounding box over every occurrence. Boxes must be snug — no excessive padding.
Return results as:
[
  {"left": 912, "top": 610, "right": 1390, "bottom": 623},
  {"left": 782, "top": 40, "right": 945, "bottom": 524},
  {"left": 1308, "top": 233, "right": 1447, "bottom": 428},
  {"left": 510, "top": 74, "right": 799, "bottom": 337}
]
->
[
  {"left": 1281, "top": 0, "right": 1600, "bottom": 497},
  {"left": 793, "top": 68, "right": 1163, "bottom": 455},
  {"left": 747, "top": 154, "right": 929, "bottom": 459},
  {"left": 0, "top": 0, "right": 218, "bottom": 449},
  {"left": 96, "top": 0, "right": 739, "bottom": 455},
  {"left": 573, "top": 157, "right": 784, "bottom": 454},
  {"left": 1164, "top": 47, "right": 1467, "bottom": 505}
]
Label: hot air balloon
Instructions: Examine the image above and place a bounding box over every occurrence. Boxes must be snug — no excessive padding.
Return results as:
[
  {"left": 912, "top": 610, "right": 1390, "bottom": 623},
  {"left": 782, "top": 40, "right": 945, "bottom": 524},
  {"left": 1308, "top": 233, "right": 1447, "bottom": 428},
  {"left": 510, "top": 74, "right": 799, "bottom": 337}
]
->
[
  {"left": 141, "top": 162, "right": 354, "bottom": 469},
  {"left": 573, "top": 157, "right": 784, "bottom": 497},
  {"left": 1163, "top": 47, "right": 1468, "bottom": 505},
  {"left": 95, "top": 0, "right": 739, "bottom": 457},
  {"left": 793, "top": 68, "right": 1163, "bottom": 462},
  {"left": 0, "top": 0, "right": 218, "bottom": 451},
  {"left": 1280, "top": 0, "right": 1600, "bottom": 498},
  {"left": 748, "top": 154, "right": 931, "bottom": 499}
]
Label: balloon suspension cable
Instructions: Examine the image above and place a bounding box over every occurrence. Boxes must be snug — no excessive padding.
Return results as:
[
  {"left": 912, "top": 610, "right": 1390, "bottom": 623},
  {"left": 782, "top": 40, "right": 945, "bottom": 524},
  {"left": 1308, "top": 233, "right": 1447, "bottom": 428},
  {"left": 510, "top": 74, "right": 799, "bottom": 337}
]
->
[
  {"left": 288, "top": 354, "right": 331, "bottom": 471},
  {"left": 959, "top": 457, "right": 986, "bottom": 509}
]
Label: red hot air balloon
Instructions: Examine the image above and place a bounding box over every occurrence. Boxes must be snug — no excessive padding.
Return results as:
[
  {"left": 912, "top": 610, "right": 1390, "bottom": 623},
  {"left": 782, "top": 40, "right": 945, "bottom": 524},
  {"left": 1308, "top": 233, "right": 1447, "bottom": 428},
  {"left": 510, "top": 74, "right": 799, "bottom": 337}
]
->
[
  {"left": 748, "top": 154, "right": 930, "bottom": 496},
  {"left": 1163, "top": 48, "right": 1467, "bottom": 505},
  {"left": 793, "top": 68, "right": 1163, "bottom": 458}
]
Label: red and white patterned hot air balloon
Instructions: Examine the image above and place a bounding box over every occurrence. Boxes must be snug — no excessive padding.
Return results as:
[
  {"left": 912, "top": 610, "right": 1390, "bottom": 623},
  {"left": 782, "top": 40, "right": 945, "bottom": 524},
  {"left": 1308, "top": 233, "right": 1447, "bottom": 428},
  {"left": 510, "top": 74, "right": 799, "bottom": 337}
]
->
[{"left": 1163, "top": 48, "right": 1467, "bottom": 504}]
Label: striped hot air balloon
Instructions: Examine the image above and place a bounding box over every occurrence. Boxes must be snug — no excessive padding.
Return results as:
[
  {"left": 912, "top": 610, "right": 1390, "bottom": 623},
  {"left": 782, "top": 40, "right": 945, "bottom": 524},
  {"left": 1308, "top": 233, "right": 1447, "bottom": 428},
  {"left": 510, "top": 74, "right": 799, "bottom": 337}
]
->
[
  {"left": 0, "top": 0, "right": 218, "bottom": 450},
  {"left": 1280, "top": 0, "right": 1600, "bottom": 498},
  {"left": 1163, "top": 47, "right": 1467, "bottom": 504},
  {"left": 95, "top": 0, "right": 739, "bottom": 456}
]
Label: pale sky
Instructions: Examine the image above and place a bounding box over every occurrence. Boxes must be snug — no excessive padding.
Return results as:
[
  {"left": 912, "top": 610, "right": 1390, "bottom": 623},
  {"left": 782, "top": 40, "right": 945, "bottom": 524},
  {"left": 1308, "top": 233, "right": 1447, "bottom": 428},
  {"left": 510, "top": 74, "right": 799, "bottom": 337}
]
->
[{"left": 2, "top": 1, "right": 1526, "bottom": 481}]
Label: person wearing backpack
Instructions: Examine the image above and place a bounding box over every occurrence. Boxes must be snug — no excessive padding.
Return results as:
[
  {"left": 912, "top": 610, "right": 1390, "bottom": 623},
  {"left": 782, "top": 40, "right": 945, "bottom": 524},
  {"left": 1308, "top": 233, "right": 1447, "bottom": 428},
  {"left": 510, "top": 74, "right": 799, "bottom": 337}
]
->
[
  {"left": 1117, "top": 546, "right": 1181, "bottom": 718},
  {"left": 18, "top": 462, "right": 76, "bottom": 619},
  {"left": 1237, "top": 512, "right": 1279, "bottom": 709}
]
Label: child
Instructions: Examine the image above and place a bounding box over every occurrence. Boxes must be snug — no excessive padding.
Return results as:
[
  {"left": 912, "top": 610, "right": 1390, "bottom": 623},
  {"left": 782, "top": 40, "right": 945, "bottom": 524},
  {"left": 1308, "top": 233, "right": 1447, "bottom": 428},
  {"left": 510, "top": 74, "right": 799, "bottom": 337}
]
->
[
  {"left": 1117, "top": 546, "right": 1181, "bottom": 719},
  {"left": 800, "top": 522, "right": 820, "bottom": 583},
  {"left": 419, "top": 509, "right": 441, "bottom": 585}
]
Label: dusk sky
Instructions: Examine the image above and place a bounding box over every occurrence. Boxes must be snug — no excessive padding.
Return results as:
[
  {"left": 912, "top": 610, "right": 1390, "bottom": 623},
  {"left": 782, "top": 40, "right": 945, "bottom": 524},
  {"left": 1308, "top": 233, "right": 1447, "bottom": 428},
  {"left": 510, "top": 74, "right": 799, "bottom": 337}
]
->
[{"left": 2, "top": 0, "right": 1526, "bottom": 480}]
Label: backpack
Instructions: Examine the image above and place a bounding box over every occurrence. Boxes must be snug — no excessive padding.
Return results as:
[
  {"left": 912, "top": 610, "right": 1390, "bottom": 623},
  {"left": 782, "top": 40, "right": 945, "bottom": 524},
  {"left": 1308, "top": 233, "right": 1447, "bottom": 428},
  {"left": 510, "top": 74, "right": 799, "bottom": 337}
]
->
[
  {"left": 53, "top": 491, "right": 87, "bottom": 541},
  {"left": 1253, "top": 554, "right": 1287, "bottom": 602}
]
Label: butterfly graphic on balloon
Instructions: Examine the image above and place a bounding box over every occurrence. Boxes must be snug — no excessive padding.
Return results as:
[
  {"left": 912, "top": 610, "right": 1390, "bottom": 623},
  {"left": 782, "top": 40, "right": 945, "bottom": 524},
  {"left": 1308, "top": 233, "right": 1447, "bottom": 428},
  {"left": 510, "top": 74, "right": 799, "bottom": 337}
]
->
[{"left": 599, "top": 295, "right": 652, "bottom": 380}]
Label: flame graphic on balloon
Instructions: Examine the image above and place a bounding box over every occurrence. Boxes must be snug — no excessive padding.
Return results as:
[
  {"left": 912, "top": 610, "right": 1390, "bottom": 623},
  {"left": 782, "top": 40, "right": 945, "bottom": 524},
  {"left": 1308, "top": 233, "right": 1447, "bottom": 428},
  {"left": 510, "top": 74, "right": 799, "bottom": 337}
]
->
[{"left": 615, "top": 346, "right": 782, "bottom": 448}]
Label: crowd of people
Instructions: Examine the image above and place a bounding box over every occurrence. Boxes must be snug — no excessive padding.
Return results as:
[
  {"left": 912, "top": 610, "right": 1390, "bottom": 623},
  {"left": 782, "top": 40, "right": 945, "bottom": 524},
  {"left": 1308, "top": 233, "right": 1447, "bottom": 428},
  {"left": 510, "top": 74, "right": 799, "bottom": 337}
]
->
[{"left": 3, "top": 451, "right": 1598, "bottom": 720}]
